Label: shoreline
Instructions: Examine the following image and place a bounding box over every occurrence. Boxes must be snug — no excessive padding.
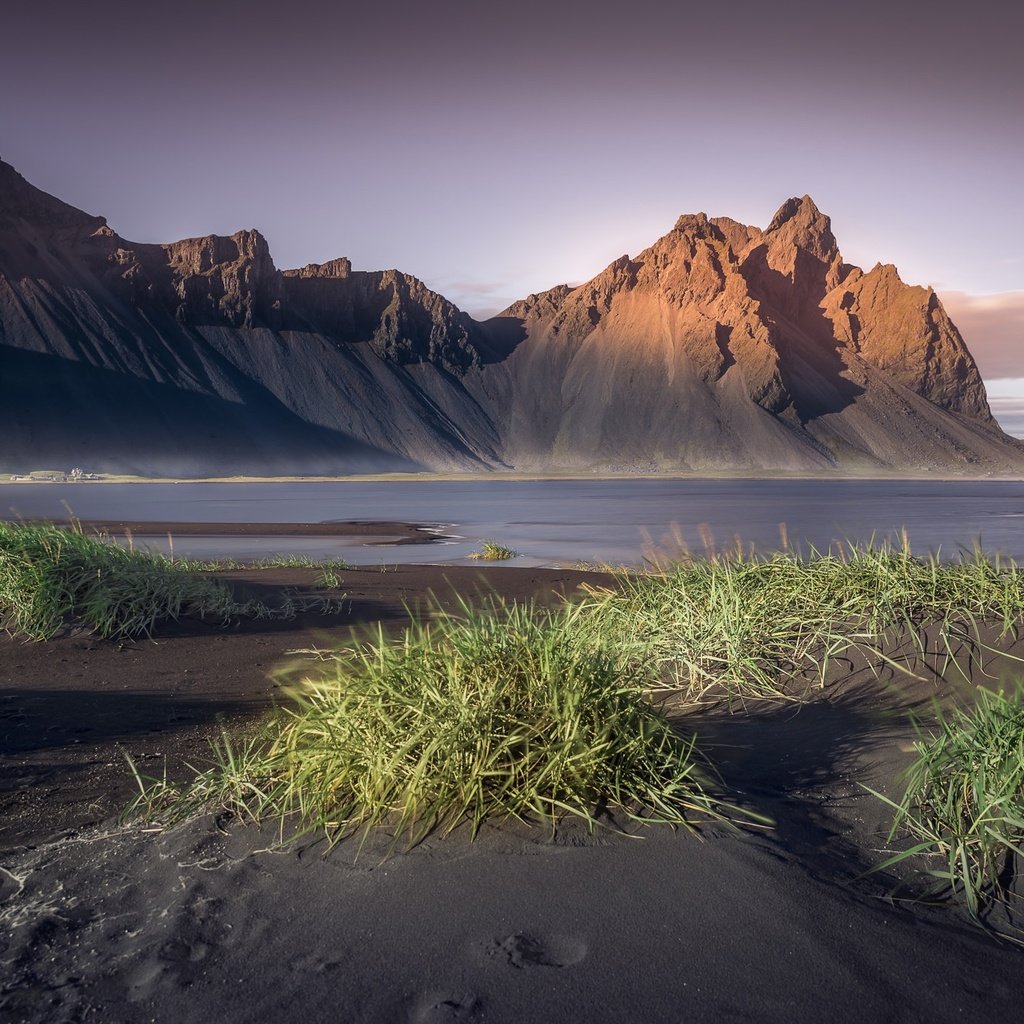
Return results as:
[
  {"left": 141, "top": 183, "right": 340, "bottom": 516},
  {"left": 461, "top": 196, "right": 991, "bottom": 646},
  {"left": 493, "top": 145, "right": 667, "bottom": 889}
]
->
[
  {"left": 26, "top": 518, "right": 450, "bottom": 546},
  {"left": 3, "top": 468, "right": 1024, "bottom": 484}
]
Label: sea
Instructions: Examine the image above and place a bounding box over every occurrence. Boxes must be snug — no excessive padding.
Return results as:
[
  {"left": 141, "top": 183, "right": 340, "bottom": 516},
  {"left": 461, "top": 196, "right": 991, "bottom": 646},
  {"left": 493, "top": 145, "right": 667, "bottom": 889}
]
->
[{"left": 3, "top": 478, "right": 1024, "bottom": 567}]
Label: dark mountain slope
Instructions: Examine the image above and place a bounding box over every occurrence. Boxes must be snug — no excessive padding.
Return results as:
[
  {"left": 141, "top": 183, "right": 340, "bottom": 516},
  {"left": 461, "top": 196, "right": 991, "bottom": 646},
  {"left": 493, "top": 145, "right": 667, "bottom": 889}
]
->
[{"left": 0, "top": 160, "right": 499, "bottom": 474}]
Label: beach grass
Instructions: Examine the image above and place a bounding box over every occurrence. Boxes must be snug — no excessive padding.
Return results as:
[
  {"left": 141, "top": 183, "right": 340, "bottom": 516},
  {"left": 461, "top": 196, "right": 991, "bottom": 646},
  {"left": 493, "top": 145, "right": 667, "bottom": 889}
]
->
[
  {"left": 113, "top": 537, "right": 1024, "bottom": 872},
  {"left": 0, "top": 521, "right": 347, "bottom": 641},
  {"left": 468, "top": 540, "right": 518, "bottom": 561},
  {"left": 0, "top": 520, "right": 237, "bottom": 640},
  {"left": 170, "top": 554, "right": 350, "bottom": 571},
  {"left": 874, "top": 682, "right": 1024, "bottom": 917},
  {"left": 129, "top": 599, "right": 732, "bottom": 847},
  {"left": 576, "top": 541, "right": 1024, "bottom": 701},
  {"left": 314, "top": 567, "right": 344, "bottom": 589}
]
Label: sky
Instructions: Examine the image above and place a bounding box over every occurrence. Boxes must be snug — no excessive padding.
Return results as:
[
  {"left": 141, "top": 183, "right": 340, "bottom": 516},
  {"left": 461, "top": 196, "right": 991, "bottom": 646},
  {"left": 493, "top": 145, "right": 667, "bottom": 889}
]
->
[{"left": 1, "top": 0, "right": 1020, "bottom": 404}]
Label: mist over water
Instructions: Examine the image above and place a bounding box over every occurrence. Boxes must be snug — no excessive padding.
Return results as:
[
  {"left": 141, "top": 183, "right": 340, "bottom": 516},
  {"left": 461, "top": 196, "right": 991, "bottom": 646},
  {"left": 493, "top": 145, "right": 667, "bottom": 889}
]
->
[{"left": 4, "top": 479, "right": 1024, "bottom": 567}]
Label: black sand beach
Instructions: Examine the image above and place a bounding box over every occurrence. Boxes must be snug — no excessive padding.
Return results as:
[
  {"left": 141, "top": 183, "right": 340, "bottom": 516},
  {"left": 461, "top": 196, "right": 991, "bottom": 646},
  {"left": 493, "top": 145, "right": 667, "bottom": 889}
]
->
[
  {"left": 29, "top": 518, "right": 448, "bottom": 547},
  {"left": 3, "top": 561, "right": 1024, "bottom": 1023}
]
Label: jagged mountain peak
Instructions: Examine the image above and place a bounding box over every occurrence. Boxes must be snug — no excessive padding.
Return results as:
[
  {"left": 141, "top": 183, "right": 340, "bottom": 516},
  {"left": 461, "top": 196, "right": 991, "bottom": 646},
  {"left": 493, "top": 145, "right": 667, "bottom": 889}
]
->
[
  {"left": 766, "top": 194, "right": 825, "bottom": 228},
  {"left": 284, "top": 257, "right": 353, "bottom": 279},
  {"left": 672, "top": 211, "right": 714, "bottom": 234},
  {"left": 867, "top": 261, "right": 905, "bottom": 283},
  {"left": 665, "top": 198, "right": 837, "bottom": 267},
  {"left": 161, "top": 228, "right": 275, "bottom": 273},
  {"left": 669, "top": 212, "right": 755, "bottom": 254},
  {"left": 761, "top": 194, "right": 838, "bottom": 263}
]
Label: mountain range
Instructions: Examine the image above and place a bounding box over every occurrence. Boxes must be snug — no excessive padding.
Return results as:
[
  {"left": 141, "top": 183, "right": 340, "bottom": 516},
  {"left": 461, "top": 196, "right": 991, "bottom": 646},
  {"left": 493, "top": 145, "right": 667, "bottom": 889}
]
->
[{"left": 1, "top": 157, "right": 1021, "bottom": 476}]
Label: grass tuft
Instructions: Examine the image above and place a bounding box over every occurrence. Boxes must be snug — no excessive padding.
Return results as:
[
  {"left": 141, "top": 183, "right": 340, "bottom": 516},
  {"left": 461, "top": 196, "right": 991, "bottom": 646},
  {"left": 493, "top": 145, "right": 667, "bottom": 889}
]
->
[
  {"left": 874, "top": 682, "right": 1024, "bottom": 917},
  {"left": 468, "top": 540, "right": 518, "bottom": 561},
  {"left": 0, "top": 521, "right": 348, "bottom": 641},
  {"left": 577, "top": 541, "right": 1024, "bottom": 702},
  {"left": 129, "top": 599, "right": 732, "bottom": 847},
  {"left": 247, "top": 555, "right": 350, "bottom": 570},
  {"left": 170, "top": 555, "right": 350, "bottom": 571},
  {"left": 314, "top": 568, "right": 344, "bottom": 590},
  {"left": 0, "top": 520, "right": 237, "bottom": 640}
]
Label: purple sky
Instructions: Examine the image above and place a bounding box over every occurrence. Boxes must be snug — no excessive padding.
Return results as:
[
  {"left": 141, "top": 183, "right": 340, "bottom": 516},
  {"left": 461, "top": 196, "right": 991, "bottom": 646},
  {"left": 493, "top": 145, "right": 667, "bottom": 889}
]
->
[{"left": 2, "top": 0, "right": 1021, "bottom": 388}]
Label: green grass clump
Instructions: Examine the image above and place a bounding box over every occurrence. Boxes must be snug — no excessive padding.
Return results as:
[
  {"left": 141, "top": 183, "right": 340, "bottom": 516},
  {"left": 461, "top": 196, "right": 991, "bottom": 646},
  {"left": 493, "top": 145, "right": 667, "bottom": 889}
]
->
[
  {"left": 172, "top": 555, "right": 350, "bottom": 571},
  {"left": 247, "top": 555, "right": 350, "bottom": 570},
  {"left": 578, "top": 541, "right": 1024, "bottom": 701},
  {"left": 0, "top": 521, "right": 237, "bottom": 641},
  {"left": 314, "top": 568, "right": 344, "bottom": 589},
  {"left": 131, "top": 600, "right": 729, "bottom": 847},
  {"left": 468, "top": 540, "right": 518, "bottom": 561},
  {"left": 875, "top": 683, "right": 1024, "bottom": 917}
]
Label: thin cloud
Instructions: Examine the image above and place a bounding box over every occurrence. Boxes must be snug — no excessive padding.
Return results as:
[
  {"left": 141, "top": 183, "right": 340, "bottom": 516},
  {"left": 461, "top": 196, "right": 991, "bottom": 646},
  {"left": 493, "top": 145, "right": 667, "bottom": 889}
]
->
[
  {"left": 986, "top": 378, "right": 1024, "bottom": 399},
  {"left": 434, "top": 274, "right": 543, "bottom": 320},
  {"left": 939, "top": 291, "right": 1024, "bottom": 380},
  {"left": 988, "top": 397, "right": 1024, "bottom": 439}
]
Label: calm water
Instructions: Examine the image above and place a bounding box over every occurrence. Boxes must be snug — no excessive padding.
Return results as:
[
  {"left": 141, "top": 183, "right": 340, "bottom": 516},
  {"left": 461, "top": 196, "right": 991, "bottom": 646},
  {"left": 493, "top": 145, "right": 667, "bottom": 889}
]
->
[{"left": 2, "top": 479, "right": 1024, "bottom": 567}]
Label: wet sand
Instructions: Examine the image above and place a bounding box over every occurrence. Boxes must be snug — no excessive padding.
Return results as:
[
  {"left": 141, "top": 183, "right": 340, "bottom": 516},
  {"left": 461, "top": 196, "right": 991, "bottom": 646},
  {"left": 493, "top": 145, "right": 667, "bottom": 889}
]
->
[
  {"left": 2, "top": 563, "right": 1024, "bottom": 1022},
  {"left": 30, "top": 518, "right": 448, "bottom": 546}
]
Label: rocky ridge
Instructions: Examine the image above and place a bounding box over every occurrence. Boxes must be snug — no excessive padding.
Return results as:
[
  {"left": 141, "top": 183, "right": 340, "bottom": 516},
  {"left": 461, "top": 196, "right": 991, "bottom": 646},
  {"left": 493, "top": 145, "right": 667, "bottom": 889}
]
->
[
  {"left": 0, "top": 158, "right": 1019, "bottom": 475},
  {"left": 472, "top": 196, "right": 1004, "bottom": 471}
]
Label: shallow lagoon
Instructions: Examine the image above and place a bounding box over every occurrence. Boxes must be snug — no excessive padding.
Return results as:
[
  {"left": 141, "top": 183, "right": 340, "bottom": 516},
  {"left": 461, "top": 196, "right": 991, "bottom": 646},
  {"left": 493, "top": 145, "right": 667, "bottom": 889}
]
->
[{"left": 2, "top": 478, "right": 1024, "bottom": 566}]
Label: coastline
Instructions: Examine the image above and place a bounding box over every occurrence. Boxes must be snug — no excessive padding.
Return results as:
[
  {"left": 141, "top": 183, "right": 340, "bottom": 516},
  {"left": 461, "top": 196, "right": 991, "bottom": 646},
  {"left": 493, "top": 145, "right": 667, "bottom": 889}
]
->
[
  {"left": 3, "top": 467, "right": 1024, "bottom": 484},
  {"left": 28, "top": 519, "right": 449, "bottom": 546}
]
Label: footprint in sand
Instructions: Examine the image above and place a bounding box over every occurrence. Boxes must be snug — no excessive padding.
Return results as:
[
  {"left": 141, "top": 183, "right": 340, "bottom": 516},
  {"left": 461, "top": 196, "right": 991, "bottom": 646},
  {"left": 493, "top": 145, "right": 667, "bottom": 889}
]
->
[
  {"left": 410, "top": 990, "right": 480, "bottom": 1023},
  {"left": 123, "top": 882, "right": 228, "bottom": 1001},
  {"left": 486, "top": 932, "right": 587, "bottom": 969},
  {"left": 125, "top": 959, "right": 167, "bottom": 1002},
  {"left": 288, "top": 951, "right": 344, "bottom": 975}
]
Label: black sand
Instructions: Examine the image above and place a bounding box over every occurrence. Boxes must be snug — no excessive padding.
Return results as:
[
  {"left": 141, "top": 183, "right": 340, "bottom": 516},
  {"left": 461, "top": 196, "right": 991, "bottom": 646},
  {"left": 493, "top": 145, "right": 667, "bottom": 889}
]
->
[{"left": 2, "top": 564, "right": 1024, "bottom": 1023}]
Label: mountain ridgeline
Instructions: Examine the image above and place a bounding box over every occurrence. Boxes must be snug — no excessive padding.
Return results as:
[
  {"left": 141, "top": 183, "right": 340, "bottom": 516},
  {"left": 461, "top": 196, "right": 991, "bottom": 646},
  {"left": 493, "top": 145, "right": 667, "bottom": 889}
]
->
[{"left": 1, "top": 158, "right": 1020, "bottom": 476}]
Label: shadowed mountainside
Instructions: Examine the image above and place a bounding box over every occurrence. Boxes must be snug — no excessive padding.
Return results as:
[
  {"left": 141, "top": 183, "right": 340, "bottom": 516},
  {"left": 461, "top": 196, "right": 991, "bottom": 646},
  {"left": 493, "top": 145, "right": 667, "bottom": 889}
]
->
[{"left": 1, "top": 158, "right": 1020, "bottom": 475}]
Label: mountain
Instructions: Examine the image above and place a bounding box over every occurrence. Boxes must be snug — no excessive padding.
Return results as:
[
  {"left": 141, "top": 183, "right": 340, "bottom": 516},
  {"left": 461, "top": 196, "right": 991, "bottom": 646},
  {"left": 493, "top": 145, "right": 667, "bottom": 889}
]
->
[
  {"left": 470, "top": 198, "right": 1007, "bottom": 472},
  {"left": 0, "top": 160, "right": 499, "bottom": 475},
  {"left": 1, "top": 157, "right": 1020, "bottom": 476}
]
